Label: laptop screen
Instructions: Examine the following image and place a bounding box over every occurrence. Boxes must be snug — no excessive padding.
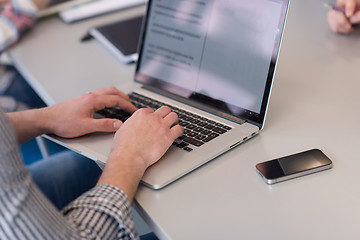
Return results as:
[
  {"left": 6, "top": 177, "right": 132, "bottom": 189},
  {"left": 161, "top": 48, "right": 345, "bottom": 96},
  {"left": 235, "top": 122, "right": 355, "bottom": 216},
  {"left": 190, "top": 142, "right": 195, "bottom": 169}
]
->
[{"left": 135, "top": 0, "right": 289, "bottom": 127}]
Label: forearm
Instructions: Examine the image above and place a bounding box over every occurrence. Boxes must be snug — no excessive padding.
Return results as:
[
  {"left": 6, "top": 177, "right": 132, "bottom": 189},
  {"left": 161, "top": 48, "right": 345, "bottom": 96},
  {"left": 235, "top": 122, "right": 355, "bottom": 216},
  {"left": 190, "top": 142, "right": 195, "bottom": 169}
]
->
[
  {"left": 6, "top": 108, "right": 51, "bottom": 144},
  {"left": 97, "top": 151, "right": 146, "bottom": 202}
]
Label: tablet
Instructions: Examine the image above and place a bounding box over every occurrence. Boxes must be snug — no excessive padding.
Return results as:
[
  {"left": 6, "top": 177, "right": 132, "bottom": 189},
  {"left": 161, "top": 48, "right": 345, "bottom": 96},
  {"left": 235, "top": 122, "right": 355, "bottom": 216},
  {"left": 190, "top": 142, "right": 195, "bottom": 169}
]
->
[{"left": 89, "top": 15, "right": 143, "bottom": 64}]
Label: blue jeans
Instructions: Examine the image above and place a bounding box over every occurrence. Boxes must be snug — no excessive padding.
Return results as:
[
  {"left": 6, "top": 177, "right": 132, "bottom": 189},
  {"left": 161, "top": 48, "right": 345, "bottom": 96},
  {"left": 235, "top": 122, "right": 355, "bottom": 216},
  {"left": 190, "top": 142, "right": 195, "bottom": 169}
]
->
[
  {"left": 2, "top": 66, "right": 46, "bottom": 109},
  {"left": 28, "top": 150, "right": 102, "bottom": 210}
]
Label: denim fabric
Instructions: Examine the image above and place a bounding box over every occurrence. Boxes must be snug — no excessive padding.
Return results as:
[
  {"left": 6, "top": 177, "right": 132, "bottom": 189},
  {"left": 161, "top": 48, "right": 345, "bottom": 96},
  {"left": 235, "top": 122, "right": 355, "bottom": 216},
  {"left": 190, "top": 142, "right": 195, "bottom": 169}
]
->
[{"left": 28, "top": 150, "right": 102, "bottom": 210}]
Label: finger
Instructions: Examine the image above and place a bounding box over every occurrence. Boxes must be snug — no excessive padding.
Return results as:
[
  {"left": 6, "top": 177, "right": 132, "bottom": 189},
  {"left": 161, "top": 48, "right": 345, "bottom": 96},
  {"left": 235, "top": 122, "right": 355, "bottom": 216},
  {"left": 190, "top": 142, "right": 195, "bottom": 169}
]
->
[
  {"left": 170, "top": 124, "right": 184, "bottom": 140},
  {"left": 339, "top": 23, "right": 354, "bottom": 33},
  {"left": 93, "top": 95, "right": 137, "bottom": 113},
  {"left": 85, "top": 118, "right": 122, "bottom": 133},
  {"left": 154, "top": 106, "right": 172, "bottom": 118},
  {"left": 91, "top": 87, "right": 131, "bottom": 101},
  {"left": 163, "top": 111, "right": 179, "bottom": 127},
  {"left": 337, "top": 14, "right": 354, "bottom": 33},
  {"left": 116, "top": 99, "right": 137, "bottom": 113},
  {"left": 132, "top": 107, "right": 154, "bottom": 118},
  {"left": 350, "top": 11, "right": 360, "bottom": 23},
  {"left": 344, "top": 0, "right": 356, "bottom": 17}
]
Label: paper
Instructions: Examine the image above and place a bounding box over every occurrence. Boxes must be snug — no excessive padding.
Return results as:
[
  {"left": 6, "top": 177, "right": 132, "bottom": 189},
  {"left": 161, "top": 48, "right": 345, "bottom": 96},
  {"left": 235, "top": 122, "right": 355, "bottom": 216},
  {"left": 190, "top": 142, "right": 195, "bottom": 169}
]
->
[
  {"left": 37, "top": 0, "right": 94, "bottom": 18},
  {"left": 59, "top": 0, "right": 148, "bottom": 23}
]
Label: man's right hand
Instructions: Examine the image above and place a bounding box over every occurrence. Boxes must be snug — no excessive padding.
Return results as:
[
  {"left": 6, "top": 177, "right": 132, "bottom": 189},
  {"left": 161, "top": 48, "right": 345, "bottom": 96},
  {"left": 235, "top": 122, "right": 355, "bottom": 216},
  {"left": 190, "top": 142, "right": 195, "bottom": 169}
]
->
[
  {"left": 97, "top": 106, "right": 183, "bottom": 201},
  {"left": 328, "top": 0, "right": 360, "bottom": 34}
]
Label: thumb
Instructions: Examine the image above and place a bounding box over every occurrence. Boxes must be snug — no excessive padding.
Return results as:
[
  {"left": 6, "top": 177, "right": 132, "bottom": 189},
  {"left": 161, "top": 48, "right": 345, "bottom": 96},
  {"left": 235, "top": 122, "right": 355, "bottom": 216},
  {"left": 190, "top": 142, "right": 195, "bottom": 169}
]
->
[
  {"left": 350, "top": 12, "right": 360, "bottom": 23},
  {"left": 87, "top": 118, "right": 122, "bottom": 133}
]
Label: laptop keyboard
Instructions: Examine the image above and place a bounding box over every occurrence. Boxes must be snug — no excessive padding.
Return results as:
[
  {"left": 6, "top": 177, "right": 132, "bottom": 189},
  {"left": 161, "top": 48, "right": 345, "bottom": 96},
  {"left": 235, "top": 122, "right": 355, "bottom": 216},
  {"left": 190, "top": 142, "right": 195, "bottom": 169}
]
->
[{"left": 96, "top": 92, "right": 232, "bottom": 152}]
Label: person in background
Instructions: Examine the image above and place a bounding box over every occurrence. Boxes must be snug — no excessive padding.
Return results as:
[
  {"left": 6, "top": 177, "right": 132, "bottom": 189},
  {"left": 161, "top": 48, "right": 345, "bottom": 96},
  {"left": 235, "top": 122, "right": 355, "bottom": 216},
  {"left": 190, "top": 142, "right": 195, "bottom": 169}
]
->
[
  {"left": 0, "top": 0, "right": 49, "bottom": 51},
  {"left": 1, "top": 87, "right": 183, "bottom": 239},
  {"left": 0, "top": 0, "right": 49, "bottom": 111},
  {"left": 327, "top": 0, "right": 360, "bottom": 34}
]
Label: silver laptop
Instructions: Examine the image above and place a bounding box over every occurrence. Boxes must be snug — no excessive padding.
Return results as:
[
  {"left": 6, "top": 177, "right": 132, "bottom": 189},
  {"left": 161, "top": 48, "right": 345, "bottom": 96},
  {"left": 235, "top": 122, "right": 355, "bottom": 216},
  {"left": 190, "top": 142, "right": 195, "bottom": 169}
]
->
[{"left": 50, "top": 0, "right": 289, "bottom": 189}]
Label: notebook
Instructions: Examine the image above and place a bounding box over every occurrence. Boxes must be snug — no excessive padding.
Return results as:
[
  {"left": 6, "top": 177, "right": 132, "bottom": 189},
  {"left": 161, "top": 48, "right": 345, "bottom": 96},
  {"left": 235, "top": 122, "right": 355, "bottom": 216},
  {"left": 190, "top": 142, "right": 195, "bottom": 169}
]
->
[{"left": 49, "top": 0, "right": 289, "bottom": 189}]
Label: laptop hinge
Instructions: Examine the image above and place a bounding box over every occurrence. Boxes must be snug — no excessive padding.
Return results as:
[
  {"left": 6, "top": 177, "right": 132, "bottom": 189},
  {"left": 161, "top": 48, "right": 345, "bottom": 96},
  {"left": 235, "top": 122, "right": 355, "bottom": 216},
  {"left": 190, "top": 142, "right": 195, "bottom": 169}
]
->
[{"left": 140, "top": 84, "right": 247, "bottom": 125}]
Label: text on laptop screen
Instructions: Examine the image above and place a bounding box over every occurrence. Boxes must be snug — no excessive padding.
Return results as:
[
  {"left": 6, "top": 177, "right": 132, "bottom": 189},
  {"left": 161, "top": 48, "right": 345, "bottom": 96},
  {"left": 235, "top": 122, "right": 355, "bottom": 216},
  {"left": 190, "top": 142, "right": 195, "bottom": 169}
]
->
[{"left": 135, "top": 0, "right": 288, "bottom": 125}]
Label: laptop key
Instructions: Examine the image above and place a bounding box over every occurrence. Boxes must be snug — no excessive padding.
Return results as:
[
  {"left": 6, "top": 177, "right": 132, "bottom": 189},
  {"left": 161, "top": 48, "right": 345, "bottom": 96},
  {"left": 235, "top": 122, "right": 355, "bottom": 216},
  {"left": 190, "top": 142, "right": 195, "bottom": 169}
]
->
[
  {"left": 193, "top": 127, "right": 204, "bottom": 132},
  {"left": 212, "top": 127, "right": 227, "bottom": 134},
  {"left": 195, "top": 134, "right": 207, "bottom": 140},
  {"left": 183, "top": 129, "right": 191, "bottom": 135},
  {"left": 179, "top": 121, "right": 190, "bottom": 127},
  {"left": 203, "top": 133, "right": 220, "bottom": 142},
  {"left": 197, "top": 121, "right": 207, "bottom": 127},
  {"left": 177, "top": 135, "right": 185, "bottom": 140},
  {"left": 176, "top": 142, "right": 189, "bottom": 148},
  {"left": 187, "top": 132, "right": 198, "bottom": 138},
  {"left": 215, "top": 122, "right": 224, "bottom": 127},
  {"left": 96, "top": 108, "right": 131, "bottom": 121},
  {"left": 184, "top": 137, "right": 204, "bottom": 147},
  {"left": 223, "top": 125, "right": 232, "bottom": 130},
  {"left": 183, "top": 147, "right": 193, "bottom": 152},
  {"left": 204, "top": 124, "right": 215, "bottom": 130},
  {"left": 200, "top": 129, "right": 212, "bottom": 135},
  {"left": 190, "top": 119, "right": 201, "bottom": 124}
]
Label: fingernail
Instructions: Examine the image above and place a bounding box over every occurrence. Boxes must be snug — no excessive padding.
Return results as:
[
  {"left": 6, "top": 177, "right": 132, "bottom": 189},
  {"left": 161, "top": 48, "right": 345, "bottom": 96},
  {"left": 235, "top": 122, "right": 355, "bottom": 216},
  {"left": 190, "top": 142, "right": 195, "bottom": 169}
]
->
[
  {"left": 113, "top": 120, "right": 121, "bottom": 129},
  {"left": 350, "top": 16, "right": 358, "bottom": 23}
]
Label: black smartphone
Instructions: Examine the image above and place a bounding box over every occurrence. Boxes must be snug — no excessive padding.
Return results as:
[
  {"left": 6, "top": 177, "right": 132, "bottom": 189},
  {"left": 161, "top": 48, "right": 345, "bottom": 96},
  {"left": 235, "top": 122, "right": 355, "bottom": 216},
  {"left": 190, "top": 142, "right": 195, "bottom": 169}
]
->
[{"left": 256, "top": 149, "right": 332, "bottom": 184}]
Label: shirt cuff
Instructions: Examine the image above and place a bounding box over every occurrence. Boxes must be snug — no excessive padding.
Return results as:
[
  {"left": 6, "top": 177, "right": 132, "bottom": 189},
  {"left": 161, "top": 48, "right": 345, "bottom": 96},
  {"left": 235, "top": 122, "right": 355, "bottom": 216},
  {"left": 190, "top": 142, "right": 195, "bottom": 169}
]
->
[{"left": 62, "top": 184, "right": 139, "bottom": 239}]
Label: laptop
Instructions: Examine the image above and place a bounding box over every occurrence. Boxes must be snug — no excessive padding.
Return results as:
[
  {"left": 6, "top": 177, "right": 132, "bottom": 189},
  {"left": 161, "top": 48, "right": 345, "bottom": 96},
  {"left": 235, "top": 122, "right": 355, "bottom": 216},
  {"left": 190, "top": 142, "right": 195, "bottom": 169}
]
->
[{"left": 50, "top": 0, "right": 289, "bottom": 189}]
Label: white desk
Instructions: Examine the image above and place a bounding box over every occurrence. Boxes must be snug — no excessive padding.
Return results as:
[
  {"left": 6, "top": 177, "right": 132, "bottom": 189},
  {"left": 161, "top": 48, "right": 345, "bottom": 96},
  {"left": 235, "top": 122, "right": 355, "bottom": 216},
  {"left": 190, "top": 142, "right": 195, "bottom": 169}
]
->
[{"left": 9, "top": 0, "right": 360, "bottom": 239}]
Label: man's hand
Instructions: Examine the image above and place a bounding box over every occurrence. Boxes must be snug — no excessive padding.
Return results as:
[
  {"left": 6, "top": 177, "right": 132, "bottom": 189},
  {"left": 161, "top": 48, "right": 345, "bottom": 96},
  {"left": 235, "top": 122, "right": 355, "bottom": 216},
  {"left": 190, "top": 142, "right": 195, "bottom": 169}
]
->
[
  {"left": 44, "top": 87, "right": 137, "bottom": 138},
  {"left": 328, "top": 0, "right": 360, "bottom": 34},
  {"left": 7, "top": 87, "right": 136, "bottom": 143},
  {"left": 97, "top": 106, "right": 183, "bottom": 201},
  {"left": 111, "top": 106, "right": 183, "bottom": 168}
]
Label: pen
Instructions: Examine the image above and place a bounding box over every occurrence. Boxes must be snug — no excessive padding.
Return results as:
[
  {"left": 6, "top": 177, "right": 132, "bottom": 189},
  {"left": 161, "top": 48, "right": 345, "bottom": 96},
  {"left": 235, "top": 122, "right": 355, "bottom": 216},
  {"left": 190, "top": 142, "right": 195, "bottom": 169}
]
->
[
  {"left": 80, "top": 32, "right": 93, "bottom": 42},
  {"left": 323, "top": 2, "right": 346, "bottom": 14}
]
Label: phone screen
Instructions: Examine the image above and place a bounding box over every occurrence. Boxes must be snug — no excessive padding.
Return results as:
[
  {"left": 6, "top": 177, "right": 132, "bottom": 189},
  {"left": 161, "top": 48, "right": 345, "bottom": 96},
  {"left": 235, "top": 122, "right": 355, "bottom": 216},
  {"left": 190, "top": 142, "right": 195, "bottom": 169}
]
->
[{"left": 256, "top": 149, "right": 332, "bottom": 184}]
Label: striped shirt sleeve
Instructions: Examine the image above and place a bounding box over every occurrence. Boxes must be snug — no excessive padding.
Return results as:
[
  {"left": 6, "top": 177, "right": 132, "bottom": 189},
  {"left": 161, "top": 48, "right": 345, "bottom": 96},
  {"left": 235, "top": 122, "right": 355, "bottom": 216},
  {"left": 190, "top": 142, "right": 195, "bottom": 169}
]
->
[
  {"left": 0, "top": 109, "right": 139, "bottom": 239},
  {"left": 63, "top": 185, "right": 139, "bottom": 239}
]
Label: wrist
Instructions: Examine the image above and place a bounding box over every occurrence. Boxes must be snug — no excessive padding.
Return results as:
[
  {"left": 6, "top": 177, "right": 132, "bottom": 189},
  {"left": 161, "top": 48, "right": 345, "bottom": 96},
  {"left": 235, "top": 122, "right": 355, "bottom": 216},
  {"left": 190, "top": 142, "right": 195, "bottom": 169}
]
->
[
  {"left": 97, "top": 150, "right": 147, "bottom": 201},
  {"left": 108, "top": 150, "right": 147, "bottom": 177},
  {"left": 35, "top": 107, "right": 54, "bottom": 134},
  {"left": 6, "top": 107, "right": 51, "bottom": 144}
]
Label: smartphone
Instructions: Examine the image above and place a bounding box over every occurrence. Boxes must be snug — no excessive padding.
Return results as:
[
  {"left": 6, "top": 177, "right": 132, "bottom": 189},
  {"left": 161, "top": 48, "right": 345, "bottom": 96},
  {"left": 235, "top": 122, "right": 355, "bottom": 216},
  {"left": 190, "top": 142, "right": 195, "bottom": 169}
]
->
[{"left": 256, "top": 149, "right": 332, "bottom": 184}]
